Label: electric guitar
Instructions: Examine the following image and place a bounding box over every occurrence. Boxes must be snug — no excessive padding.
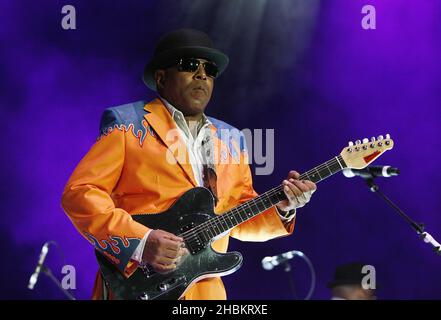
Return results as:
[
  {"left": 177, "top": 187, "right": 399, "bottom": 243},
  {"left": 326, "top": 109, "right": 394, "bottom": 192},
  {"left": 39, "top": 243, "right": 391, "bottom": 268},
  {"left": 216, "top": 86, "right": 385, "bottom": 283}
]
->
[{"left": 95, "top": 135, "right": 394, "bottom": 299}]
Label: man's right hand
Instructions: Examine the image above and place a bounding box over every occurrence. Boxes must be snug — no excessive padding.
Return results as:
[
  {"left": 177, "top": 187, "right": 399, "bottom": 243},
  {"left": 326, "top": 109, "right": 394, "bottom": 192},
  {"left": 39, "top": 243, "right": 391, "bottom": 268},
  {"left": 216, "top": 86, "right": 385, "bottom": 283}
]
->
[{"left": 142, "top": 229, "right": 189, "bottom": 273}]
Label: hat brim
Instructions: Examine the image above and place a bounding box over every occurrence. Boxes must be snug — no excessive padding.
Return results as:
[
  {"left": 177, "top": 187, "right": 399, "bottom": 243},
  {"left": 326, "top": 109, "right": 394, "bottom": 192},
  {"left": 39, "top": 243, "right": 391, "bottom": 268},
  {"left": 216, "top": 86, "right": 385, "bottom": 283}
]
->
[
  {"left": 327, "top": 280, "right": 363, "bottom": 289},
  {"left": 143, "top": 46, "right": 229, "bottom": 91},
  {"left": 327, "top": 280, "right": 380, "bottom": 289}
]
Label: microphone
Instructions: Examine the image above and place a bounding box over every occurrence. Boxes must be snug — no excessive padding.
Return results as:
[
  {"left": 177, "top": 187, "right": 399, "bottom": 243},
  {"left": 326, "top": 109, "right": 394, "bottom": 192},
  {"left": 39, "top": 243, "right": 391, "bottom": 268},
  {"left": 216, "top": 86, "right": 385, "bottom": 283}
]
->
[
  {"left": 343, "top": 165, "right": 399, "bottom": 179},
  {"left": 261, "top": 250, "right": 304, "bottom": 271},
  {"left": 28, "top": 242, "right": 50, "bottom": 290}
]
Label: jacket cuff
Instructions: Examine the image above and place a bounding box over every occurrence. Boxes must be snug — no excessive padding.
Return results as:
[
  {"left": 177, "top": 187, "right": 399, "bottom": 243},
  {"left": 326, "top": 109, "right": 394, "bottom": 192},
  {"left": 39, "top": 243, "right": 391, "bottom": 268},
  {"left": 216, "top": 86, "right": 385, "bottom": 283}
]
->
[{"left": 276, "top": 206, "right": 296, "bottom": 222}]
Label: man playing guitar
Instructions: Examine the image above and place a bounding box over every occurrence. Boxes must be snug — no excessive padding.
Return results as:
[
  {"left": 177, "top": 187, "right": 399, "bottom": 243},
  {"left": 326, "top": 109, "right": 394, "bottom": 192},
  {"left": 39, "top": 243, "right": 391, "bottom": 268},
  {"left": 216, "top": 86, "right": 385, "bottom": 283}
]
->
[{"left": 62, "top": 28, "right": 317, "bottom": 300}]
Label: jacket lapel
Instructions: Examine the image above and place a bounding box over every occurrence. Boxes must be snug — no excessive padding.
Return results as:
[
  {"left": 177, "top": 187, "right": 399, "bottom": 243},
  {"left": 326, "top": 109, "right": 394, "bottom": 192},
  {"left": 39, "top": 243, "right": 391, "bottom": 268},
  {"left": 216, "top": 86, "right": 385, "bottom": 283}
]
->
[{"left": 143, "top": 98, "right": 197, "bottom": 187}]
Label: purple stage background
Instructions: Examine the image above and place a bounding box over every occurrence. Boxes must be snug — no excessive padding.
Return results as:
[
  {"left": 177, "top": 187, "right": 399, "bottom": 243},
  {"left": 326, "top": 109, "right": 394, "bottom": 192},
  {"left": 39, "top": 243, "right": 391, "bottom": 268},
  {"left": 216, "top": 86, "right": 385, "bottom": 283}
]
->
[{"left": 1, "top": 0, "right": 440, "bottom": 299}]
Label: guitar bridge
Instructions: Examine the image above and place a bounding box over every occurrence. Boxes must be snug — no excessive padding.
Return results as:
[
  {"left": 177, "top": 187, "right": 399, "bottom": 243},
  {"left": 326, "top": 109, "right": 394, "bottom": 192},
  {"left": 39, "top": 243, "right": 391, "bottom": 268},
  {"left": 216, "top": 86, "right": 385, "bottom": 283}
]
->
[{"left": 140, "top": 264, "right": 155, "bottom": 278}]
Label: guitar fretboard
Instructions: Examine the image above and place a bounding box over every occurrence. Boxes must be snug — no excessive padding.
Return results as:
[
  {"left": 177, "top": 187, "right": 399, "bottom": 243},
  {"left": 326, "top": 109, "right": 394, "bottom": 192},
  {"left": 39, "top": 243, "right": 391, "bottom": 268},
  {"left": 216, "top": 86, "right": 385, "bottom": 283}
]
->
[{"left": 185, "top": 155, "right": 347, "bottom": 243}]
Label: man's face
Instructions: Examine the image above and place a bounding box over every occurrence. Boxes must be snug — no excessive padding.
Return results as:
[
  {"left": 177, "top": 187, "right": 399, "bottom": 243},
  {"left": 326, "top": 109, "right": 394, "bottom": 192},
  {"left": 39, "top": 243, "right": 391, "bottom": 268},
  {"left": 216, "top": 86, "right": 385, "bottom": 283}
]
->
[{"left": 155, "top": 58, "right": 214, "bottom": 116}]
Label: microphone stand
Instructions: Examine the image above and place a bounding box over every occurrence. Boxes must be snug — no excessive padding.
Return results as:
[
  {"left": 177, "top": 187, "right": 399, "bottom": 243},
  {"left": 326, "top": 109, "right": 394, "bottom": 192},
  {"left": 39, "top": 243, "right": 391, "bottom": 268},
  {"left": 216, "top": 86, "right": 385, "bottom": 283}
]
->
[
  {"left": 263, "top": 251, "right": 316, "bottom": 300},
  {"left": 364, "top": 177, "right": 441, "bottom": 254},
  {"left": 40, "top": 265, "right": 76, "bottom": 300},
  {"left": 282, "top": 261, "right": 298, "bottom": 300}
]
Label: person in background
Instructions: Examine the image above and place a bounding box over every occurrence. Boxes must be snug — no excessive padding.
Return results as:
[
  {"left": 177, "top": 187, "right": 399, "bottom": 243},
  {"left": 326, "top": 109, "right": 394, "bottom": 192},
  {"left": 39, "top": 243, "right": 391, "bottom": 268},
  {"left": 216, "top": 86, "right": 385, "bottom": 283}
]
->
[{"left": 328, "top": 262, "right": 377, "bottom": 300}]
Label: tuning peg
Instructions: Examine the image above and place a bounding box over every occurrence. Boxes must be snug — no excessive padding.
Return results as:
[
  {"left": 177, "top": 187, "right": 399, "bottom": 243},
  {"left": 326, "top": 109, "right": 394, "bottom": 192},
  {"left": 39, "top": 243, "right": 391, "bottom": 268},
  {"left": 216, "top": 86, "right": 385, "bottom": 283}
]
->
[
  {"left": 371, "top": 137, "right": 376, "bottom": 142},
  {"left": 348, "top": 141, "right": 354, "bottom": 146},
  {"left": 362, "top": 138, "right": 369, "bottom": 144},
  {"left": 377, "top": 135, "right": 384, "bottom": 140},
  {"left": 386, "top": 133, "right": 390, "bottom": 139},
  {"left": 355, "top": 140, "right": 361, "bottom": 145}
]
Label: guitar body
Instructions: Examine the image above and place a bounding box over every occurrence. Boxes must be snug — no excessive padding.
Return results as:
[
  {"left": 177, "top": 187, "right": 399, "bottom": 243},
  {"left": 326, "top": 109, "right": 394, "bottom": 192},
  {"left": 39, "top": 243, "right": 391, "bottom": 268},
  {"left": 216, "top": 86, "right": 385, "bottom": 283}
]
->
[{"left": 95, "top": 187, "right": 243, "bottom": 300}]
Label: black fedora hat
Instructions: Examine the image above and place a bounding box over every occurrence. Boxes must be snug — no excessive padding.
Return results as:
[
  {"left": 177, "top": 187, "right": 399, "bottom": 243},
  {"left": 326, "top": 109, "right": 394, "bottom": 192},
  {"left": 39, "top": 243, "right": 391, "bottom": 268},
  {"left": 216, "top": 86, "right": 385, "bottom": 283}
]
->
[
  {"left": 327, "top": 262, "right": 371, "bottom": 288},
  {"left": 142, "top": 28, "right": 229, "bottom": 91}
]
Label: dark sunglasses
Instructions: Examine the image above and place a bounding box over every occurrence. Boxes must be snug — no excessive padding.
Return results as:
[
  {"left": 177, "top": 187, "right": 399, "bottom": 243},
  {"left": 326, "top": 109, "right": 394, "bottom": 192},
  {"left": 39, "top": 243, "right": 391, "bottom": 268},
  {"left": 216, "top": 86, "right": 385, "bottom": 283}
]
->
[{"left": 174, "top": 58, "right": 219, "bottom": 79}]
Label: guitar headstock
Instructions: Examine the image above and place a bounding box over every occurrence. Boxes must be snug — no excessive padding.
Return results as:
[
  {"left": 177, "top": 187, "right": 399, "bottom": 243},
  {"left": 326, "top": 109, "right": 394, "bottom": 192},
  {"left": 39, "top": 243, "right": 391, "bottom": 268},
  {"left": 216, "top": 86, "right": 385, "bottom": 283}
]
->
[{"left": 340, "top": 134, "right": 394, "bottom": 169}]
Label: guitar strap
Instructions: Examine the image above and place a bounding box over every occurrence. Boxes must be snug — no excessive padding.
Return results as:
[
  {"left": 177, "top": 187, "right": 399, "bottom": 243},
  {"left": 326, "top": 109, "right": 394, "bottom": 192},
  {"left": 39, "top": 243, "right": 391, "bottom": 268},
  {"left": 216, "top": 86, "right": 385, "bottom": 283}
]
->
[
  {"left": 201, "top": 132, "right": 218, "bottom": 206},
  {"left": 102, "top": 278, "right": 109, "bottom": 300}
]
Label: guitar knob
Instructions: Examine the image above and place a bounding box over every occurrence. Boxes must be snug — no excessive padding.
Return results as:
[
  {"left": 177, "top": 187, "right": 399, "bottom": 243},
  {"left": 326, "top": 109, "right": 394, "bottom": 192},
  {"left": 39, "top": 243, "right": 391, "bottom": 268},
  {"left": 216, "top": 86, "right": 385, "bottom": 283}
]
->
[
  {"left": 355, "top": 140, "right": 361, "bottom": 145},
  {"left": 158, "top": 283, "right": 169, "bottom": 292},
  {"left": 371, "top": 137, "right": 376, "bottom": 142},
  {"left": 377, "top": 135, "right": 384, "bottom": 140},
  {"left": 362, "top": 138, "right": 369, "bottom": 144},
  {"left": 348, "top": 141, "right": 354, "bottom": 147},
  {"left": 139, "top": 293, "right": 149, "bottom": 300},
  {"left": 386, "top": 133, "right": 391, "bottom": 139}
]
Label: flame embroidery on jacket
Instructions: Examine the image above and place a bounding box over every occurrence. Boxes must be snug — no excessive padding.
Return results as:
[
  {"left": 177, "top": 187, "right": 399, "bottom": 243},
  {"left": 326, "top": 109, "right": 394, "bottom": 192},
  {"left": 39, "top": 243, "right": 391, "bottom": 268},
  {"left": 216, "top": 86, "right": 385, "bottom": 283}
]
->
[
  {"left": 97, "top": 119, "right": 152, "bottom": 147},
  {"left": 85, "top": 232, "right": 140, "bottom": 258}
]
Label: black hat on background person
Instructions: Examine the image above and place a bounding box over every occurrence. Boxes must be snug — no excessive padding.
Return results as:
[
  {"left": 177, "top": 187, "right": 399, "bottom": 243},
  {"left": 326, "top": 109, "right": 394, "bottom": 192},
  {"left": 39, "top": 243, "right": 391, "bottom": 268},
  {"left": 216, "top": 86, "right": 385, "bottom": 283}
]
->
[
  {"left": 328, "top": 262, "right": 377, "bottom": 300},
  {"left": 142, "top": 28, "right": 229, "bottom": 91},
  {"left": 328, "top": 262, "right": 368, "bottom": 288}
]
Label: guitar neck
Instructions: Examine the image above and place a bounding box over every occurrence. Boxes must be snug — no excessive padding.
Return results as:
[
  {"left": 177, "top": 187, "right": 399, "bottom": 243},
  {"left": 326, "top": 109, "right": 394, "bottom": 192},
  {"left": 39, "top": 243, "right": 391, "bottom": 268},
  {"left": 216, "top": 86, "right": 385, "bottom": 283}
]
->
[{"left": 205, "top": 155, "right": 347, "bottom": 238}]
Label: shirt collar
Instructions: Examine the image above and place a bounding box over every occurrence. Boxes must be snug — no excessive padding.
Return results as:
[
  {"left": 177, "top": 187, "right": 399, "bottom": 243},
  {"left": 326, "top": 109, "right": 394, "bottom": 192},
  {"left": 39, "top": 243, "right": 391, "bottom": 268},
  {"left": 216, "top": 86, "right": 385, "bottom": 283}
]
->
[{"left": 159, "top": 96, "right": 211, "bottom": 128}]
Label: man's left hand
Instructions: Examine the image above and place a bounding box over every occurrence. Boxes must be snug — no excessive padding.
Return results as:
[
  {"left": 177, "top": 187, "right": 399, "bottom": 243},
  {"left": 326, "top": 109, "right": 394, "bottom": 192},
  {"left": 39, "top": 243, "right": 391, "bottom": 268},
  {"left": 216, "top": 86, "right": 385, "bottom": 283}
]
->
[{"left": 276, "top": 170, "right": 317, "bottom": 212}]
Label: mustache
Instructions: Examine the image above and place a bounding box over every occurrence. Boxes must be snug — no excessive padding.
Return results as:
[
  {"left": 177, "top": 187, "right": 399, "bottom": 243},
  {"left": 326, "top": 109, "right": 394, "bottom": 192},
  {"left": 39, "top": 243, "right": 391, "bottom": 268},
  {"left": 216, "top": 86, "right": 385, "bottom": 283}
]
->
[{"left": 191, "top": 82, "right": 209, "bottom": 95}]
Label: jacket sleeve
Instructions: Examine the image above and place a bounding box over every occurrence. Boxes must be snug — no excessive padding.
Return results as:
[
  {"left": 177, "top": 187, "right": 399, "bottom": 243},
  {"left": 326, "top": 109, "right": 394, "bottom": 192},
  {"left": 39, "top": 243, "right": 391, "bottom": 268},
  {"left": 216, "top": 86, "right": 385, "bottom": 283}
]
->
[
  {"left": 228, "top": 134, "right": 295, "bottom": 242},
  {"left": 61, "top": 109, "right": 149, "bottom": 276}
]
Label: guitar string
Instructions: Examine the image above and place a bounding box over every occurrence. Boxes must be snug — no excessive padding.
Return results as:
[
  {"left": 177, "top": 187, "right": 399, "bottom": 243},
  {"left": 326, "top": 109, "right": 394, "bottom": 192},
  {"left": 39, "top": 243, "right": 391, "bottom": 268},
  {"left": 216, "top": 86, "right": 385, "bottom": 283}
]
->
[
  {"left": 178, "top": 184, "right": 284, "bottom": 239},
  {"left": 177, "top": 186, "right": 285, "bottom": 248},
  {"left": 179, "top": 157, "right": 344, "bottom": 245},
  {"left": 179, "top": 156, "right": 345, "bottom": 245},
  {"left": 179, "top": 171, "right": 307, "bottom": 239},
  {"left": 179, "top": 156, "right": 344, "bottom": 242}
]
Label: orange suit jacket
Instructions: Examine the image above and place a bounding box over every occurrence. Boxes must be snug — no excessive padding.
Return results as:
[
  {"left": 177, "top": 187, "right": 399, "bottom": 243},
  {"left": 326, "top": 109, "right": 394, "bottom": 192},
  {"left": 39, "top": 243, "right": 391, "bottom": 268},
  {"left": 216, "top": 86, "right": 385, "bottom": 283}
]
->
[{"left": 61, "top": 98, "right": 295, "bottom": 299}]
